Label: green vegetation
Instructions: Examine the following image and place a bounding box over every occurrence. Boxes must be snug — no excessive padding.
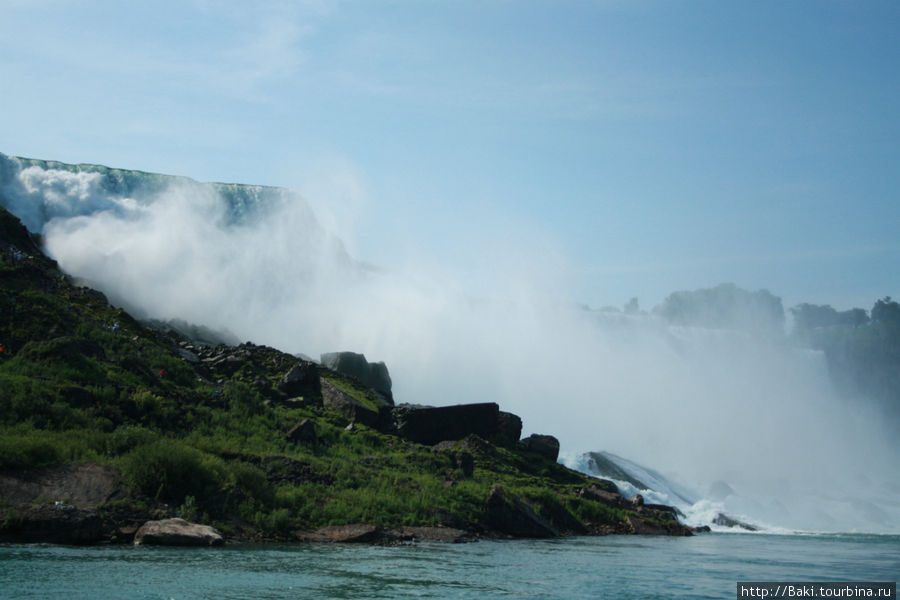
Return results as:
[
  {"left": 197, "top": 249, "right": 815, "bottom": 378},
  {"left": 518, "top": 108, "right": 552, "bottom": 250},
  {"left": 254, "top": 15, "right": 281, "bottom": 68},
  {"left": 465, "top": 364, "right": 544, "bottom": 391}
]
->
[
  {"left": 1, "top": 205, "right": 648, "bottom": 539},
  {"left": 791, "top": 296, "right": 900, "bottom": 421}
]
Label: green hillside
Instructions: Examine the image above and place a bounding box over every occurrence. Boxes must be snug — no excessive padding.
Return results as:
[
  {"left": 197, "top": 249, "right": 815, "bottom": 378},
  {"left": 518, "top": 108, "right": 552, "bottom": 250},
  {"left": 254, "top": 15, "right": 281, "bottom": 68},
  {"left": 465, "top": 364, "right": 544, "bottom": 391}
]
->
[{"left": 0, "top": 206, "right": 688, "bottom": 543}]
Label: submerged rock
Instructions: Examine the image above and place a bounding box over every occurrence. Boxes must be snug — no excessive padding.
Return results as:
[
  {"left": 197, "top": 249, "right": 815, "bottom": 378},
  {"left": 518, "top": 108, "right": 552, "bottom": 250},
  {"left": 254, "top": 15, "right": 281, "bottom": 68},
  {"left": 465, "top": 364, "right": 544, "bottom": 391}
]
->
[{"left": 134, "top": 518, "right": 224, "bottom": 546}]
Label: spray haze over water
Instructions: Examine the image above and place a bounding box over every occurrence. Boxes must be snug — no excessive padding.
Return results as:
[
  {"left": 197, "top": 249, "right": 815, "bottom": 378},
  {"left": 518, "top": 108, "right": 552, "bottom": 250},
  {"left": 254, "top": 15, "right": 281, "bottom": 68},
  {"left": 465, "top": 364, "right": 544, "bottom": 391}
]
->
[{"left": 1, "top": 153, "right": 897, "bottom": 534}]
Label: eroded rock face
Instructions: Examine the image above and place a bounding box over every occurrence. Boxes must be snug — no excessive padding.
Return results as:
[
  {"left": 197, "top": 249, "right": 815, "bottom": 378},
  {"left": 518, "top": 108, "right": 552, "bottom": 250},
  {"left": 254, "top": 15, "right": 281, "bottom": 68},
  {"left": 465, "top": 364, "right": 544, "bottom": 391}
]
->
[
  {"left": 133, "top": 518, "right": 224, "bottom": 546},
  {"left": 320, "top": 352, "right": 393, "bottom": 404},
  {"left": 0, "top": 463, "right": 122, "bottom": 509},
  {"left": 517, "top": 434, "right": 560, "bottom": 462}
]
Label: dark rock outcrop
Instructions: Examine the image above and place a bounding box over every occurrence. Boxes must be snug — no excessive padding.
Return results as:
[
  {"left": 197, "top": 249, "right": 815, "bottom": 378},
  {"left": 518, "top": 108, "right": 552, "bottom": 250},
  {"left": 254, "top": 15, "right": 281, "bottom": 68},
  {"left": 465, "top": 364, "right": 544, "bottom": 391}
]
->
[
  {"left": 392, "top": 403, "right": 501, "bottom": 445},
  {"left": 320, "top": 351, "right": 393, "bottom": 404},
  {"left": 484, "top": 484, "right": 560, "bottom": 538},
  {"left": 517, "top": 434, "right": 560, "bottom": 461},
  {"left": 134, "top": 518, "right": 224, "bottom": 546},
  {"left": 279, "top": 361, "right": 320, "bottom": 397},
  {"left": 495, "top": 411, "right": 523, "bottom": 446}
]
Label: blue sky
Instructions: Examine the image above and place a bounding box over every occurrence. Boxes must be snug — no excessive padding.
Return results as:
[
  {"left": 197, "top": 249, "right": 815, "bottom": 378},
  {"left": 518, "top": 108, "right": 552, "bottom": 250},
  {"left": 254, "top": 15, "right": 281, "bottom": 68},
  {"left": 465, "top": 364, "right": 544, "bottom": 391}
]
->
[{"left": 1, "top": 0, "right": 898, "bottom": 311}]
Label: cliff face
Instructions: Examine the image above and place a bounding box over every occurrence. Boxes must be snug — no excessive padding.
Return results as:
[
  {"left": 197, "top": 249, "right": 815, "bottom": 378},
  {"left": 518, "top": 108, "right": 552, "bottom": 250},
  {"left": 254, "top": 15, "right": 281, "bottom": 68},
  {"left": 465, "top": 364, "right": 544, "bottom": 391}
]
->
[{"left": 0, "top": 204, "right": 691, "bottom": 544}]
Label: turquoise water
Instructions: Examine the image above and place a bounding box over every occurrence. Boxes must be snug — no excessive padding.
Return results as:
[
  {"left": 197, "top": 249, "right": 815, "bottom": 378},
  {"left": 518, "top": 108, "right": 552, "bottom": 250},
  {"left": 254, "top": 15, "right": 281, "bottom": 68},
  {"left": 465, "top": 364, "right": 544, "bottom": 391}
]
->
[{"left": 1, "top": 533, "right": 898, "bottom": 599}]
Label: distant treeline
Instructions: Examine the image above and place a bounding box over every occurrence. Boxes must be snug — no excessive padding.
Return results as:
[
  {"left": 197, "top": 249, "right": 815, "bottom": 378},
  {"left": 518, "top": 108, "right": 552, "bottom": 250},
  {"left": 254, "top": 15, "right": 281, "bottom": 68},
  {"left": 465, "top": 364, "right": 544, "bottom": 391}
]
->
[{"left": 651, "top": 283, "right": 900, "bottom": 421}]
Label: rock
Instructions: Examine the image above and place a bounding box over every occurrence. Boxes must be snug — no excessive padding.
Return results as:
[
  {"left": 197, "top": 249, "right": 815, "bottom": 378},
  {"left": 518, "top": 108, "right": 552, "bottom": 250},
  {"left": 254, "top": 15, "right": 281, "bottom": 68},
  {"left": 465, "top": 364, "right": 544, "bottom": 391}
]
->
[
  {"left": 517, "top": 434, "right": 560, "bottom": 461},
  {"left": 296, "top": 524, "right": 379, "bottom": 543},
  {"left": 0, "top": 504, "right": 103, "bottom": 544},
  {"left": 577, "top": 484, "right": 626, "bottom": 508},
  {"left": 279, "top": 361, "right": 320, "bottom": 397},
  {"left": 286, "top": 419, "right": 317, "bottom": 445},
  {"left": 320, "top": 351, "right": 393, "bottom": 404},
  {"left": 712, "top": 512, "right": 757, "bottom": 531},
  {"left": 320, "top": 379, "right": 381, "bottom": 427},
  {"left": 495, "top": 411, "right": 523, "bottom": 446},
  {"left": 484, "top": 484, "right": 560, "bottom": 538},
  {"left": 392, "top": 403, "right": 501, "bottom": 445},
  {"left": 0, "top": 463, "right": 122, "bottom": 509},
  {"left": 626, "top": 515, "right": 668, "bottom": 535},
  {"left": 134, "top": 518, "right": 224, "bottom": 546},
  {"left": 388, "top": 526, "right": 474, "bottom": 543},
  {"left": 629, "top": 494, "right": 645, "bottom": 507},
  {"left": 177, "top": 348, "right": 200, "bottom": 363}
]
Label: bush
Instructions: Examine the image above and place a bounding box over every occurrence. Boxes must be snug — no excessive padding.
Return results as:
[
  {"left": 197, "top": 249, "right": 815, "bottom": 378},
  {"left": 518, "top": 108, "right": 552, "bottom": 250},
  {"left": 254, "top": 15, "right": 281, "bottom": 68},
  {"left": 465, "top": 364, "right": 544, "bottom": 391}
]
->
[
  {"left": 120, "top": 440, "right": 223, "bottom": 504},
  {"left": 0, "top": 435, "right": 61, "bottom": 470}
]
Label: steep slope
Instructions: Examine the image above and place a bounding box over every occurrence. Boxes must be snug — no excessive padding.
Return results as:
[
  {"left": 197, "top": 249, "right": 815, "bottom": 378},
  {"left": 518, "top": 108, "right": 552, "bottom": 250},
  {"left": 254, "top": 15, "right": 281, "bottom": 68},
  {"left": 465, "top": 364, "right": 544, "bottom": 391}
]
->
[{"left": 0, "top": 206, "right": 691, "bottom": 543}]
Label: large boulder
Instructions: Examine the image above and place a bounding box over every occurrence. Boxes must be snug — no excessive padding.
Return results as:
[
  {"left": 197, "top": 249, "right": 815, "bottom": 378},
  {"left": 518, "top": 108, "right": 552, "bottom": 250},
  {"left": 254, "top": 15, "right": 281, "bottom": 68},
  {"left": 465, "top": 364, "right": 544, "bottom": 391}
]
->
[
  {"left": 134, "top": 518, "right": 224, "bottom": 546},
  {"left": 392, "top": 403, "right": 501, "bottom": 445},
  {"left": 320, "top": 352, "right": 393, "bottom": 404},
  {"left": 279, "top": 361, "right": 320, "bottom": 397},
  {"left": 484, "top": 485, "right": 560, "bottom": 538},
  {"left": 320, "top": 379, "right": 381, "bottom": 428},
  {"left": 517, "top": 434, "right": 560, "bottom": 461},
  {"left": 495, "top": 411, "right": 523, "bottom": 447}
]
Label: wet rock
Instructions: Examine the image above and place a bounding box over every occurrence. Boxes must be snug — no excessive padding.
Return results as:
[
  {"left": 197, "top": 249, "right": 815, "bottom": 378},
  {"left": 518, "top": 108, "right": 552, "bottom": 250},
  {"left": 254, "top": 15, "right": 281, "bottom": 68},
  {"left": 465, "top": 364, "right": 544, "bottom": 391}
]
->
[
  {"left": 484, "top": 484, "right": 560, "bottom": 538},
  {"left": 517, "top": 434, "right": 560, "bottom": 462},
  {"left": 712, "top": 513, "right": 757, "bottom": 531},
  {"left": 134, "top": 518, "right": 224, "bottom": 546},
  {"left": 296, "top": 524, "right": 379, "bottom": 543},
  {"left": 320, "top": 351, "right": 393, "bottom": 404},
  {"left": 387, "top": 526, "right": 474, "bottom": 543}
]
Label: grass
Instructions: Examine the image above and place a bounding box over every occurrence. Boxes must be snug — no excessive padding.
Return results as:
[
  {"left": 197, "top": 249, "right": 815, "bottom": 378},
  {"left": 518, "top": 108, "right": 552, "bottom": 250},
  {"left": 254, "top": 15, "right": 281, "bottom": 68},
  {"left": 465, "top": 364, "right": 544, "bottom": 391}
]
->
[{"left": 0, "top": 205, "right": 639, "bottom": 538}]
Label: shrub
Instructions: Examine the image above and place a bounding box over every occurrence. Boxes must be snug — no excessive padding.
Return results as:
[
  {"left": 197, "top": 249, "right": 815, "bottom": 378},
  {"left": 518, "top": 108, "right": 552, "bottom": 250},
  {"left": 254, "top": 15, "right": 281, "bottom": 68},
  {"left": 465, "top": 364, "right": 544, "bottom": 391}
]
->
[{"left": 120, "top": 440, "right": 223, "bottom": 504}]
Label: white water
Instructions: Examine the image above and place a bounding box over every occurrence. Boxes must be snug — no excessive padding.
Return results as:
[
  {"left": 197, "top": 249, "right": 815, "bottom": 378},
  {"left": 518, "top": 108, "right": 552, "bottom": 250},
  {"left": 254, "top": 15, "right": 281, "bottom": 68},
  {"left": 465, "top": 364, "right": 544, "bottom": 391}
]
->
[{"left": 2, "top": 153, "right": 898, "bottom": 534}]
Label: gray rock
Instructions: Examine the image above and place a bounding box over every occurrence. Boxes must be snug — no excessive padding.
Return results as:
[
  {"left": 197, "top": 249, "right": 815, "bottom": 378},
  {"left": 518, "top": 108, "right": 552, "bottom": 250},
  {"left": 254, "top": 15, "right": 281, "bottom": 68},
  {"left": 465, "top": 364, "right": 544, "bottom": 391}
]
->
[
  {"left": 320, "top": 351, "right": 393, "bottom": 404},
  {"left": 134, "top": 518, "right": 224, "bottom": 546},
  {"left": 517, "top": 434, "right": 560, "bottom": 461}
]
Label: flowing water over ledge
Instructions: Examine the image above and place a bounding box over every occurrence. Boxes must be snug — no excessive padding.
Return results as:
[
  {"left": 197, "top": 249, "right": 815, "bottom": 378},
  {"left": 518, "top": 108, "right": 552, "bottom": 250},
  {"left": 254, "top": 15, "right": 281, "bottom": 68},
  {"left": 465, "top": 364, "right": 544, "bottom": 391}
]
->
[{"left": 2, "top": 533, "right": 898, "bottom": 600}]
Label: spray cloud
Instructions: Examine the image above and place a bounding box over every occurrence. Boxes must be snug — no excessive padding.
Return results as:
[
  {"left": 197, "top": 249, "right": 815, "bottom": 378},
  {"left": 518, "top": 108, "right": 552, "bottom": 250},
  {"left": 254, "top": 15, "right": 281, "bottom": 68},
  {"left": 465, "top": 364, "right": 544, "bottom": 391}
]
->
[{"left": 1, "top": 154, "right": 896, "bottom": 533}]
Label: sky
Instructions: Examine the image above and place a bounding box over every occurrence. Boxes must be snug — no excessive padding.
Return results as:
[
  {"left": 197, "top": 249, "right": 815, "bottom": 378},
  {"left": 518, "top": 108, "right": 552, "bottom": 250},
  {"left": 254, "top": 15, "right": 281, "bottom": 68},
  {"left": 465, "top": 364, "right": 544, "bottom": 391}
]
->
[{"left": 1, "top": 0, "right": 898, "bottom": 311}]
